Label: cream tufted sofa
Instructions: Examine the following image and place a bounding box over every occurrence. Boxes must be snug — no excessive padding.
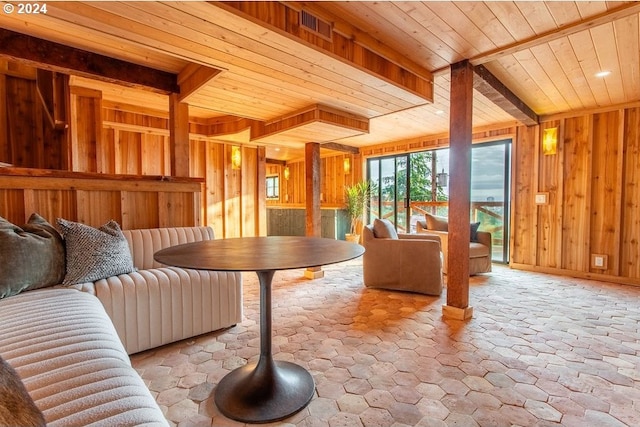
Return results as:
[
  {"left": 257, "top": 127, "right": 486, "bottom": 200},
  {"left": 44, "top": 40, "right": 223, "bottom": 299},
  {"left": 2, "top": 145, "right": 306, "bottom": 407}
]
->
[
  {"left": 0, "top": 225, "right": 242, "bottom": 426},
  {"left": 74, "top": 226, "right": 243, "bottom": 355}
]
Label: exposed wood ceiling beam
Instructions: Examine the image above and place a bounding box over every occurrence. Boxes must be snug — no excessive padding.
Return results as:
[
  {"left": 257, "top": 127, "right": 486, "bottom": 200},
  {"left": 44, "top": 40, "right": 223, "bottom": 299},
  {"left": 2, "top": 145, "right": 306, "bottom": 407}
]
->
[
  {"left": 322, "top": 142, "right": 359, "bottom": 154},
  {"left": 470, "top": 2, "right": 640, "bottom": 66},
  {"left": 266, "top": 158, "right": 287, "bottom": 166},
  {"left": 473, "top": 65, "right": 538, "bottom": 127},
  {"left": 0, "top": 28, "right": 179, "bottom": 94},
  {"left": 178, "top": 64, "right": 224, "bottom": 103},
  {"left": 215, "top": 1, "right": 433, "bottom": 102},
  {"left": 253, "top": 104, "right": 369, "bottom": 142}
]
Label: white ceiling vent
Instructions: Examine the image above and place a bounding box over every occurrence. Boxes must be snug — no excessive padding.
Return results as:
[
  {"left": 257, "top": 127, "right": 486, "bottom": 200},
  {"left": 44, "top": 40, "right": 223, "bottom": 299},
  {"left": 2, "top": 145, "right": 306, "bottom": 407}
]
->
[{"left": 300, "top": 10, "right": 332, "bottom": 40}]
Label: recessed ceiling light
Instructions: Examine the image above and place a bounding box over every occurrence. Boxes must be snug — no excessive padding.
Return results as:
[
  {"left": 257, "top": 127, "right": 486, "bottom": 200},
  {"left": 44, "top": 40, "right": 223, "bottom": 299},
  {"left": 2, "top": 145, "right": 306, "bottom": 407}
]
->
[
  {"left": 435, "top": 110, "right": 445, "bottom": 115},
  {"left": 595, "top": 70, "right": 611, "bottom": 78}
]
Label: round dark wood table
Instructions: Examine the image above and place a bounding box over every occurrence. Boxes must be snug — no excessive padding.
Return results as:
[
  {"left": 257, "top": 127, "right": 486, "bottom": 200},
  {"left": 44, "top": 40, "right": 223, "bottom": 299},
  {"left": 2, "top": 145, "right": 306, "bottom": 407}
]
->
[{"left": 154, "top": 236, "right": 364, "bottom": 423}]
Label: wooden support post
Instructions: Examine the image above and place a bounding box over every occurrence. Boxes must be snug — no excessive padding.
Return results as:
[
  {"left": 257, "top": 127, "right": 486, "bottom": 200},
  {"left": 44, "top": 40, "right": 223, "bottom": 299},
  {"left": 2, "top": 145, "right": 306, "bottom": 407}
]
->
[
  {"left": 443, "top": 60, "right": 473, "bottom": 320},
  {"left": 169, "top": 93, "right": 190, "bottom": 177},
  {"left": 304, "top": 142, "right": 323, "bottom": 279}
]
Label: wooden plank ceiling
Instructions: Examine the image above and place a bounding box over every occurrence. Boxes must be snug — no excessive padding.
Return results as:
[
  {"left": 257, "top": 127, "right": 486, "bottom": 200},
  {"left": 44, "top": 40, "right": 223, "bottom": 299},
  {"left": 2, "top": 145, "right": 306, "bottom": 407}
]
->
[{"left": 0, "top": 1, "right": 638, "bottom": 161}]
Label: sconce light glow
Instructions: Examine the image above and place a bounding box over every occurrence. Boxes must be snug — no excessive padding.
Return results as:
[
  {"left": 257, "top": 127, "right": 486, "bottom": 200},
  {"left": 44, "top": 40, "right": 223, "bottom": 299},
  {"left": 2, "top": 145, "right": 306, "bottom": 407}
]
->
[
  {"left": 283, "top": 166, "right": 290, "bottom": 180},
  {"left": 231, "top": 146, "right": 242, "bottom": 169},
  {"left": 542, "top": 127, "right": 558, "bottom": 155},
  {"left": 343, "top": 157, "right": 351, "bottom": 174}
]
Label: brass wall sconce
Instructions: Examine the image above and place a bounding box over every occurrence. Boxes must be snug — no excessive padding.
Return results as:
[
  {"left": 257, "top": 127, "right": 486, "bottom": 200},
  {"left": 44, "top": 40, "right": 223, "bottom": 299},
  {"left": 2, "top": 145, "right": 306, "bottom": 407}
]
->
[
  {"left": 231, "top": 146, "right": 242, "bottom": 169},
  {"left": 343, "top": 157, "right": 351, "bottom": 174},
  {"left": 283, "top": 166, "right": 290, "bottom": 180},
  {"left": 542, "top": 127, "right": 558, "bottom": 155}
]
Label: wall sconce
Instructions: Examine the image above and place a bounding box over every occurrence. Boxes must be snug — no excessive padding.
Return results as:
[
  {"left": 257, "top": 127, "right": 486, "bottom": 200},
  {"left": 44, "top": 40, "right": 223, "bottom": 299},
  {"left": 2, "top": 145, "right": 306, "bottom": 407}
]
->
[
  {"left": 436, "top": 169, "right": 448, "bottom": 187},
  {"left": 542, "top": 127, "right": 558, "bottom": 155},
  {"left": 283, "top": 166, "right": 290, "bottom": 180},
  {"left": 343, "top": 157, "right": 351, "bottom": 174},
  {"left": 231, "top": 146, "right": 242, "bottom": 169}
]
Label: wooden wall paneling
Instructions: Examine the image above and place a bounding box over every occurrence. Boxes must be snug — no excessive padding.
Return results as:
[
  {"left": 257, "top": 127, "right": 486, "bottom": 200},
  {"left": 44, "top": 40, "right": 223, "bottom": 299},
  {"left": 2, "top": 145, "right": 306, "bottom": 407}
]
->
[
  {"left": 141, "top": 133, "right": 166, "bottom": 175},
  {"left": 5, "top": 77, "right": 39, "bottom": 167},
  {"left": 190, "top": 139, "right": 206, "bottom": 178},
  {"left": 70, "top": 87, "right": 102, "bottom": 172},
  {"left": 76, "top": 190, "right": 121, "bottom": 226},
  {"left": 561, "top": 115, "right": 592, "bottom": 272},
  {"left": 158, "top": 192, "right": 196, "bottom": 228},
  {"left": 621, "top": 107, "right": 640, "bottom": 278},
  {"left": 0, "top": 74, "right": 7, "bottom": 161},
  {"left": 28, "top": 189, "right": 76, "bottom": 223},
  {"left": 536, "top": 120, "right": 562, "bottom": 268},
  {"left": 589, "top": 110, "right": 622, "bottom": 275},
  {"left": 206, "top": 142, "right": 225, "bottom": 238},
  {"left": 511, "top": 125, "right": 537, "bottom": 266},
  {"left": 0, "top": 189, "right": 25, "bottom": 223},
  {"left": 100, "top": 128, "right": 117, "bottom": 174},
  {"left": 190, "top": 139, "right": 207, "bottom": 224},
  {"left": 241, "top": 146, "right": 258, "bottom": 236},
  {"left": 257, "top": 146, "right": 267, "bottom": 236},
  {"left": 225, "top": 144, "right": 242, "bottom": 238},
  {"left": 116, "top": 130, "right": 142, "bottom": 175},
  {"left": 121, "top": 191, "right": 159, "bottom": 230}
]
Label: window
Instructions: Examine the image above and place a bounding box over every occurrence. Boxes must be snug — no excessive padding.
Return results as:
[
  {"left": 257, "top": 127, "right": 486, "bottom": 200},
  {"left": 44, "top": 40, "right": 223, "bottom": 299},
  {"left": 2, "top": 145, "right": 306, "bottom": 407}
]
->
[{"left": 266, "top": 176, "right": 279, "bottom": 199}]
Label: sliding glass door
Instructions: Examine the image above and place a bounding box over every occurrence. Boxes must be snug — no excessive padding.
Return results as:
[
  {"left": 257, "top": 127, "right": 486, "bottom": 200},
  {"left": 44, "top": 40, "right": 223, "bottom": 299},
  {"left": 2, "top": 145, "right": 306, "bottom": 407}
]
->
[{"left": 367, "top": 139, "right": 511, "bottom": 263}]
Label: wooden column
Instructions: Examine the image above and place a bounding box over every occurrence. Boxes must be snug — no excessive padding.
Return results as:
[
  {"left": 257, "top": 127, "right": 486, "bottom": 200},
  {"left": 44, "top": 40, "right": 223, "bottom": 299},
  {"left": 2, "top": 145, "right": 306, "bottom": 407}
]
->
[
  {"left": 443, "top": 60, "right": 473, "bottom": 320},
  {"left": 304, "top": 142, "right": 323, "bottom": 279},
  {"left": 169, "top": 93, "right": 190, "bottom": 177}
]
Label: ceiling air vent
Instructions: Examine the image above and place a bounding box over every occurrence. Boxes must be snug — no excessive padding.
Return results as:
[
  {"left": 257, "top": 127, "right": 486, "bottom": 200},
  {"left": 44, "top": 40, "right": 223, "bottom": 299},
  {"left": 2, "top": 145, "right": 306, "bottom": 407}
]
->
[{"left": 300, "top": 10, "right": 332, "bottom": 40}]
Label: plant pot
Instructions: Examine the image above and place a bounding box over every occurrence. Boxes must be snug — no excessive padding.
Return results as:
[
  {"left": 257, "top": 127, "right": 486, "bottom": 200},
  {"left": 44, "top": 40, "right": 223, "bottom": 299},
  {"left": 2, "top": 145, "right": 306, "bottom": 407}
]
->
[{"left": 345, "top": 233, "right": 360, "bottom": 243}]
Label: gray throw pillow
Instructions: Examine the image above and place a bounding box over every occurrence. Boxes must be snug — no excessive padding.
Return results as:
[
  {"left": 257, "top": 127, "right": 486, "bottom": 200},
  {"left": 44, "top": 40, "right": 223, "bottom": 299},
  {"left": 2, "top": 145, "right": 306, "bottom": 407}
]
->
[
  {"left": 0, "top": 354, "right": 46, "bottom": 427},
  {"left": 57, "top": 218, "right": 135, "bottom": 285},
  {"left": 0, "top": 213, "right": 65, "bottom": 299},
  {"left": 373, "top": 218, "right": 398, "bottom": 239}
]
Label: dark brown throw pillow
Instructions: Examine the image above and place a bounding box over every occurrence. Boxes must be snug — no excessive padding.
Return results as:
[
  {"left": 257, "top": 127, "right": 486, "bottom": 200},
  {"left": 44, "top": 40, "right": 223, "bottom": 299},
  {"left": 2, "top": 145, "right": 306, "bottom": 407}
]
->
[
  {"left": 0, "top": 213, "right": 65, "bottom": 299},
  {"left": 0, "top": 354, "right": 46, "bottom": 427}
]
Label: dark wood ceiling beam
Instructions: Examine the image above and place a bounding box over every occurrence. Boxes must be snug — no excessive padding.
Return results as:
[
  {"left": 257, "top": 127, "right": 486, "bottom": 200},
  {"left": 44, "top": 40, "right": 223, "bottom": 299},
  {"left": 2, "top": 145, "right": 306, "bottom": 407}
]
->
[
  {"left": 322, "top": 142, "right": 359, "bottom": 154},
  {"left": 473, "top": 65, "right": 538, "bottom": 127},
  {"left": 0, "top": 28, "right": 179, "bottom": 94}
]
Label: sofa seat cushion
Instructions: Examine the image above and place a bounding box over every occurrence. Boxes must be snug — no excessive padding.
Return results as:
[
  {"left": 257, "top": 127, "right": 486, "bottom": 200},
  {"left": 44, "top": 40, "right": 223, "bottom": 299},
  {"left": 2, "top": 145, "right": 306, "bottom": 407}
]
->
[
  {"left": 0, "top": 288, "right": 168, "bottom": 426},
  {"left": 82, "top": 267, "right": 243, "bottom": 355},
  {"left": 470, "top": 241, "right": 490, "bottom": 259}
]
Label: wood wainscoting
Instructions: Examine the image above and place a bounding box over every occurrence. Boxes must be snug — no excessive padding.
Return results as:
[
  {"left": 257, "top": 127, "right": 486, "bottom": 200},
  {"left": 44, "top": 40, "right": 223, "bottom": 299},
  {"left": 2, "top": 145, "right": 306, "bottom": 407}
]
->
[{"left": 0, "top": 167, "right": 203, "bottom": 229}]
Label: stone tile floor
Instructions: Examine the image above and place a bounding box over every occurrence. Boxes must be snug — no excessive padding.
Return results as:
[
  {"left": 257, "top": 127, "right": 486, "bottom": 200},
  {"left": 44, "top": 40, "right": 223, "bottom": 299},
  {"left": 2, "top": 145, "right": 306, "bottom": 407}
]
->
[{"left": 131, "top": 259, "right": 640, "bottom": 426}]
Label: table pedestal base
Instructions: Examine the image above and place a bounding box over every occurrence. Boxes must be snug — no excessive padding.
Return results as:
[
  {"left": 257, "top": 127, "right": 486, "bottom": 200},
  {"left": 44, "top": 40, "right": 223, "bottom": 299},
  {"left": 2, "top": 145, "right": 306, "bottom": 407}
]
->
[{"left": 214, "top": 357, "right": 315, "bottom": 423}]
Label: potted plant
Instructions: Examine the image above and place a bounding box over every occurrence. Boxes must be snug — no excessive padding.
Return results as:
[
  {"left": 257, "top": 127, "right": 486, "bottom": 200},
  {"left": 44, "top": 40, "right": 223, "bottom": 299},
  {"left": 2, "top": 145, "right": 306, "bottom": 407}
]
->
[{"left": 344, "top": 181, "right": 370, "bottom": 243}]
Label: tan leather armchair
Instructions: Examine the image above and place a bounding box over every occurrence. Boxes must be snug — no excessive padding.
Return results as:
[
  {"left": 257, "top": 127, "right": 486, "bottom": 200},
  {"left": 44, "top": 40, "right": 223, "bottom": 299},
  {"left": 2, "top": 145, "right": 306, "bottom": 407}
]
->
[
  {"left": 362, "top": 222, "right": 443, "bottom": 295},
  {"left": 416, "top": 220, "right": 492, "bottom": 275}
]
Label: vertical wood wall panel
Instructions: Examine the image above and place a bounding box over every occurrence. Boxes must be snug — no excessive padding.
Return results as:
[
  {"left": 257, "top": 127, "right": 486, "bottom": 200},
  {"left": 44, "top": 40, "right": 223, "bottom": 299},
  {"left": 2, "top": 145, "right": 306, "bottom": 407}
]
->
[
  {"left": 561, "top": 115, "right": 591, "bottom": 272},
  {"left": 225, "top": 144, "right": 242, "bottom": 238},
  {"left": 76, "top": 190, "right": 121, "bottom": 226},
  {"left": 117, "top": 131, "right": 142, "bottom": 175},
  {"left": 241, "top": 147, "right": 258, "bottom": 236},
  {"left": 621, "top": 107, "right": 640, "bottom": 278},
  {"left": 70, "top": 93, "right": 101, "bottom": 172},
  {"left": 589, "top": 111, "right": 621, "bottom": 275},
  {"left": 206, "top": 143, "right": 225, "bottom": 238},
  {"left": 511, "top": 126, "right": 537, "bottom": 265},
  {"left": 537, "top": 121, "right": 562, "bottom": 268},
  {"left": 121, "top": 192, "right": 159, "bottom": 230}
]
